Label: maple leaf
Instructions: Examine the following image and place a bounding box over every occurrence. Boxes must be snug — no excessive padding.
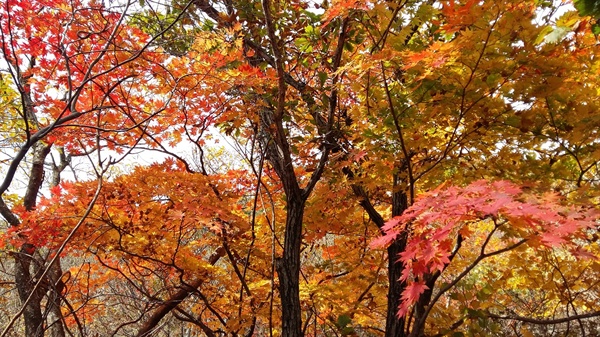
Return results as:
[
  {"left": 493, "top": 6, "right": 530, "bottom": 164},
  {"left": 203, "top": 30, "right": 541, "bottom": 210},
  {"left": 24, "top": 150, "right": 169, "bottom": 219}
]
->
[
  {"left": 370, "top": 229, "right": 400, "bottom": 248},
  {"left": 540, "top": 232, "right": 566, "bottom": 246},
  {"left": 402, "top": 281, "right": 429, "bottom": 303},
  {"left": 49, "top": 185, "right": 63, "bottom": 197},
  {"left": 398, "top": 280, "right": 429, "bottom": 317},
  {"left": 322, "top": 0, "right": 369, "bottom": 27},
  {"left": 571, "top": 247, "right": 598, "bottom": 260},
  {"left": 374, "top": 178, "right": 600, "bottom": 322},
  {"left": 381, "top": 216, "right": 403, "bottom": 232}
]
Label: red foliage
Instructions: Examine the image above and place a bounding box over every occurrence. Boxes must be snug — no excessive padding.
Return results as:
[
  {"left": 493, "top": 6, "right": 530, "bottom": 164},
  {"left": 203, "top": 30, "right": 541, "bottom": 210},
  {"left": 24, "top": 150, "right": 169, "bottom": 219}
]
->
[{"left": 372, "top": 180, "right": 599, "bottom": 316}]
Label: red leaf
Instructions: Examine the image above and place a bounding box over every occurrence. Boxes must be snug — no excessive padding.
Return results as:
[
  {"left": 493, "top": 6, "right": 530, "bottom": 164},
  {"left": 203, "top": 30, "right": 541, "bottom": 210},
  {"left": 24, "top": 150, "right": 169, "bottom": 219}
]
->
[
  {"left": 398, "top": 280, "right": 429, "bottom": 317},
  {"left": 540, "top": 232, "right": 566, "bottom": 246},
  {"left": 402, "top": 280, "right": 428, "bottom": 302},
  {"left": 372, "top": 179, "right": 600, "bottom": 319}
]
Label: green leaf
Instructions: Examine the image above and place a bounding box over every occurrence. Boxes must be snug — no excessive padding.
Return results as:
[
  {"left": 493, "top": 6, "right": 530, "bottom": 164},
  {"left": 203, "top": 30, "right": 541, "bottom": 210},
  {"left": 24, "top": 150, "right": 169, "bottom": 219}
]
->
[
  {"left": 318, "top": 72, "right": 327, "bottom": 86},
  {"left": 305, "top": 25, "right": 320, "bottom": 39},
  {"left": 344, "top": 41, "right": 354, "bottom": 52},
  {"left": 295, "top": 37, "right": 313, "bottom": 52},
  {"left": 574, "top": 0, "right": 600, "bottom": 17},
  {"left": 467, "top": 308, "right": 485, "bottom": 319},
  {"left": 534, "top": 26, "right": 553, "bottom": 45},
  {"left": 302, "top": 10, "right": 322, "bottom": 22},
  {"left": 485, "top": 73, "right": 501, "bottom": 87},
  {"left": 336, "top": 314, "right": 351, "bottom": 328}
]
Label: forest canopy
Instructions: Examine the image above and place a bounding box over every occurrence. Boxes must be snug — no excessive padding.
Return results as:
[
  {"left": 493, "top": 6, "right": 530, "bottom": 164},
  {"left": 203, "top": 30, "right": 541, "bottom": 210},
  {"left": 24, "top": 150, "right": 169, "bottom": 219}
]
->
[{"left": 1, "top": 0, "right": 600, "bottom": 336}]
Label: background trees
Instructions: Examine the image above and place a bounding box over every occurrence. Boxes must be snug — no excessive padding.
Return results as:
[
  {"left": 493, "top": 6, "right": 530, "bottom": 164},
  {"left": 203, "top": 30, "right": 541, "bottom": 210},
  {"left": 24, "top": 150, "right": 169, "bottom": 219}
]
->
[{"left": 1, "top": 0, "right": 600, "bottom": 336}]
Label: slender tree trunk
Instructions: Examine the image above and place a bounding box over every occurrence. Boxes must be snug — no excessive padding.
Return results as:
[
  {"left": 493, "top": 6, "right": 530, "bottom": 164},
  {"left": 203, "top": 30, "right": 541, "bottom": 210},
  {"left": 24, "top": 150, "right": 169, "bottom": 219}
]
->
[
  {"left": 275, "top": 197, "right": 305, "bottom": 337},
  {"left": 47, "top": 259, "right": 66, "bottom": 337},
  {"left": 348, "top": 169, "right": 410, "bottom": 337},
  {"left": 259, "top": 103, "right": 308, "bottom": 336},
  {"left": 15, "top": 244, "right": 46, "bottom": 337},
  {"left": 46, "top": 148, "right": 69, "bottom": 337},
  {"left": 385, "top": 173, "right": 409, "bottom": 337},
  {"left": 14, "top": 142, "right": 51, "bottom": 337},
  {"left": 385, "top": 239, "right": 407, "bottom": 337}
]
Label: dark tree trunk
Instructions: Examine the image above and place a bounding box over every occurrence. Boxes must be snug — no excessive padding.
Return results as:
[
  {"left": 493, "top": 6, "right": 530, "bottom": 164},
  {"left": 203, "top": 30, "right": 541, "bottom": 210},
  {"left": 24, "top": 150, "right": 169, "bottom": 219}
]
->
[
  {"left": 47, "top": 148, "right": 70, "bottom": 337},
  {"left": 14, "top": 142, "right": 51, "bottom": 337},
  {"left": 276, "top": 197, "right": 305, "bottom": 337},
  {"left": 15, "top": 244, "right": 45, "bottom": 337},
  {"left": 385, "top": 174, "right": 409, "bottom": 337},
  {"left": 385, "top": 239, "right": 407, "bottom": 337},
  {"left": 348, "top": 169, "right": 410, "bottom": 337},
  {"left": 258, "top": 101, "right": 309, "bottom": 336}
]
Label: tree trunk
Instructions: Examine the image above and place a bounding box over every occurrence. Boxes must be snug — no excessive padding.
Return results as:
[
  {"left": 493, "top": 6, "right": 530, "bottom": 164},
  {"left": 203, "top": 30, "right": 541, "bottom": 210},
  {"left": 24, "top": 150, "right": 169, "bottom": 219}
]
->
[
  {"left": 47, "top": 259, "right": 66, "bottom": 337},
  {"left": 385, "top": 240, "right": 407, "bottom": 337},
  {"left": 14, "top": 142, "right": 51, "bottom": 337},
  {"left": 349, "top": 169, "right": 410, "bottom": 337},
  {"left": 385, "top": 173, "right": 409, "bottom": 337},
  {"left": 47, "top": 148, "right": 70, "bottom": 337},
  {"left": 15, "top": 244, "right": 45, "bottom": 337},
  {"left": 275, "top": 196, "right": 305, "bottom": 337},
  {"left": 258, "top": 101, "right": 308, "bottom": 336}
]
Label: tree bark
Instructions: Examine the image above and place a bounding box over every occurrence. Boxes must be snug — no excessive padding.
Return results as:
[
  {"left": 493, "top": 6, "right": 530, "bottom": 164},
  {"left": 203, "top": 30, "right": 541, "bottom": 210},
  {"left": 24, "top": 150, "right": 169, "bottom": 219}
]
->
[
  {"left": 46, "top": 260, "right": 66, "bottom": 337},
  {"left": 385, "top": 173, "right": 409, "bottom": 337},
  {"left": 350, "top": 170, "right": 409, "bottom": 337},
  {"left": 385, "top": 239, "right": 407, "bottom": 337},
  {"left": 46, "top": 149, "right": 70, "bottom": 337},
  {"left": 14, "top": 244, "right": 46, "bottom": 337},
  {"left": 275, "top": 197, "right": 305, "bottom": 337},
  {"left": 135, "top": 248, "right": 224, "bottom": 337},
  {"left": 14, "top": 142, "right": 51, "bottom": 337},
  {"left": 258, "top": 101, "right": 307, "bottom": 336}
]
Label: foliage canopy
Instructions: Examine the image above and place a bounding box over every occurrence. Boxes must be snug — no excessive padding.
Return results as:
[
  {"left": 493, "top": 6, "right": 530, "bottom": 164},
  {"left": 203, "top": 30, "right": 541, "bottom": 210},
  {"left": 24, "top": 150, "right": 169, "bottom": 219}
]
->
[{"left": 1, "top": 0, "right": 600, "bottom": 336}]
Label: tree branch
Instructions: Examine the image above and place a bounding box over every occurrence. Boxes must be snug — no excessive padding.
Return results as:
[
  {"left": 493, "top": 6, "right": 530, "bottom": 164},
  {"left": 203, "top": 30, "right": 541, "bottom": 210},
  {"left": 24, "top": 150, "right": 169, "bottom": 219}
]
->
[
  {"left": 134, "top": 247, "right": 224, "bottom": 337},
  {"left": 487, "top": 310, "right": 600, "bottom": 325}
]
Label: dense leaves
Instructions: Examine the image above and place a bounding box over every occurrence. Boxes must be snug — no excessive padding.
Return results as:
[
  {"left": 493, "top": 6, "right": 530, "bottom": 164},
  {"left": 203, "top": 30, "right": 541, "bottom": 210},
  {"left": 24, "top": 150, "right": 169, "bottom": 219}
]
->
[
  {"left": 374, "top": 180, "right": 599, "bottom": 319},
  {"left": 1, "top": 0, "right": 600, "bottom": 336}
]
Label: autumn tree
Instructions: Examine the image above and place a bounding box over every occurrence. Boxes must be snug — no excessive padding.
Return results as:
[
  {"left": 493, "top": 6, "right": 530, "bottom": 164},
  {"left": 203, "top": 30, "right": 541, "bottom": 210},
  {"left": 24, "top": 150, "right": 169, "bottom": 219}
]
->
[
  {"left": 2, "top": 0, "right": 600, "bottom": 336},
  {"left": 0, "top": 0, "right": 184, "bottom": 335},
  {"left": 342, "top": 0, "right": 600, "bottom": 335}
]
